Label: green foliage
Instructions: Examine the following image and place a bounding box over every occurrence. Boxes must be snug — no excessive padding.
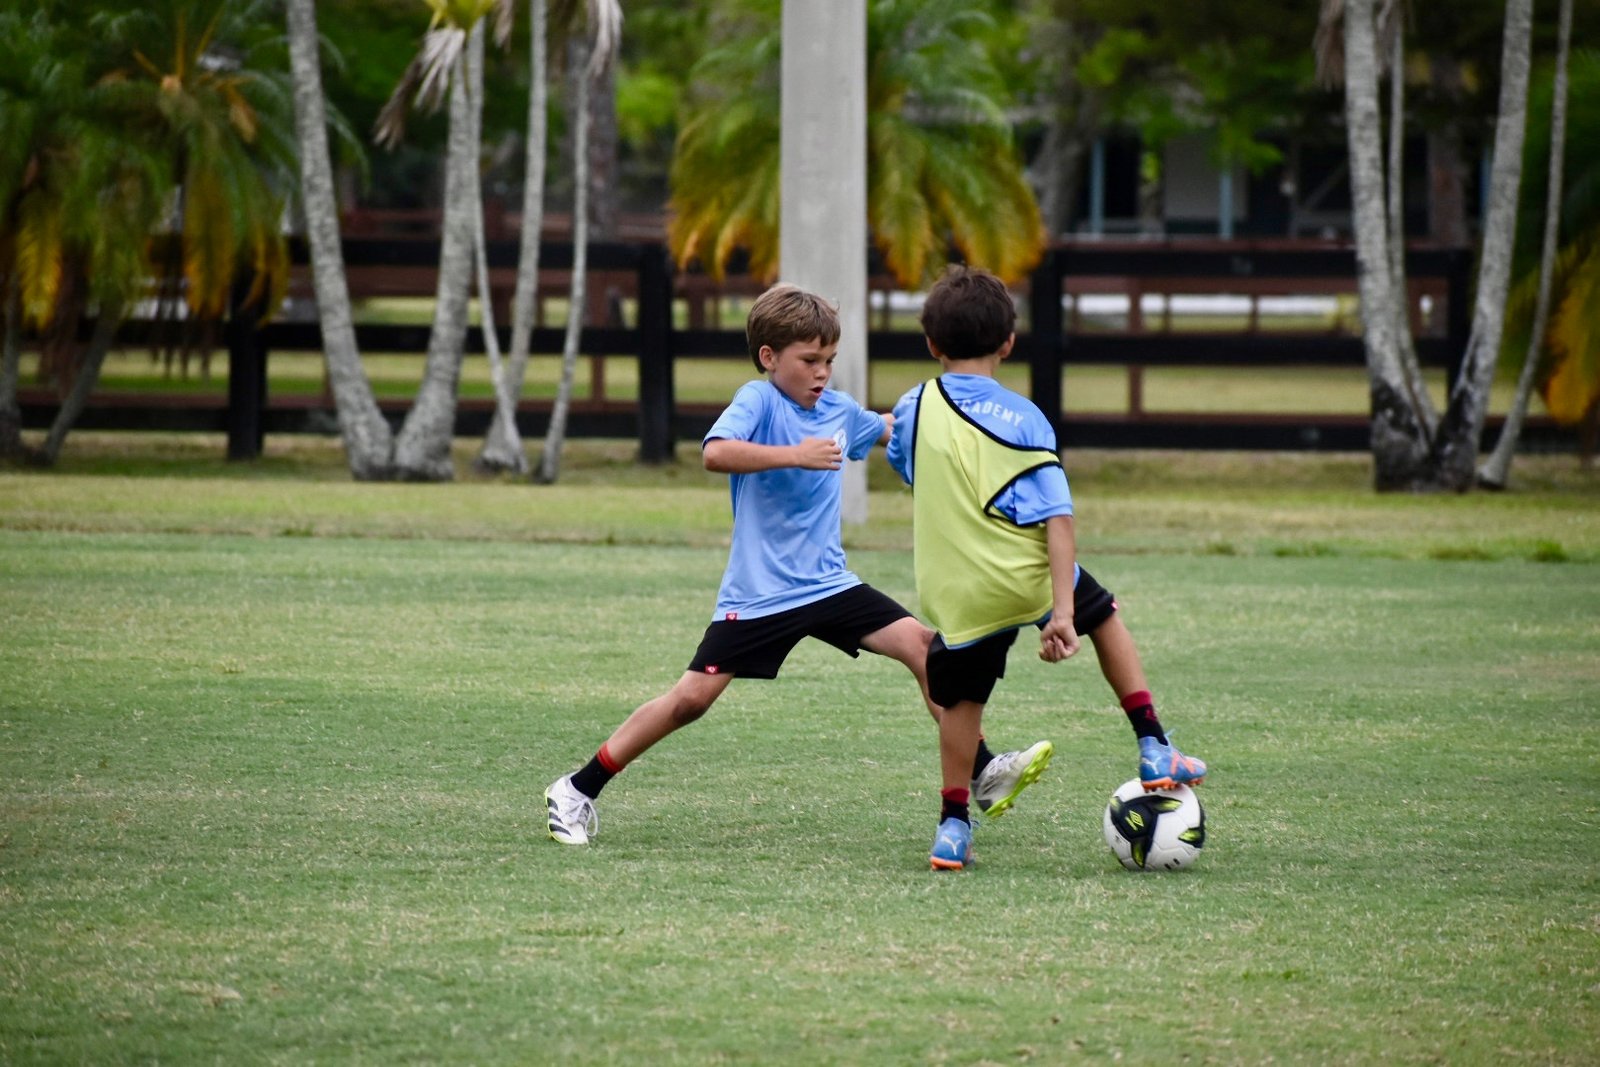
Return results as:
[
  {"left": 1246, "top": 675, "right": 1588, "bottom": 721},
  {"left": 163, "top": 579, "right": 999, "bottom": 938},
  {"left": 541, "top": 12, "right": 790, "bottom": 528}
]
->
[
  {"left": 669, "top": 0, "right": 1043, "bottom": 289},
  {"left": 1504, "top": 50, "right": 1600, "bottom": 427},
  {"left": 0, "top": 10, "right": 167, "bottom": 323},
  {"left": 0, "top": 0, "right": 296, "bottom": 332},
  {"left": 1069, "top": 0, "right": 1317, "bottom": 170},
  {"left": 614, "top": 3, "right": 705, "bottom": 149}
]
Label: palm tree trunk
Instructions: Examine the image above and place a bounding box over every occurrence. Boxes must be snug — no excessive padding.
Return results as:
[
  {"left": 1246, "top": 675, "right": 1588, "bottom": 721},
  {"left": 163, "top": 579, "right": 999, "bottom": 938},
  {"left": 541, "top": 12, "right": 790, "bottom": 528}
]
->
[
  {"left": 1344, "top": 0, "right": 1431, "bottom": 489},
  {"left": 394, "top": 54, "right": 477, "bottom": 481},
  {"left": 1430, "top": 0, "right": 1533, "bottom": 490},
  {"left": 464, "top": 24, "right": 521, "bottom": 473},
  {"left": 479, "top": 0, "right": 547, "bottom": 475},
  {"left": 1384, "top": 16, "right": 1437, "bottom": 442},
  {"left": 0, "top": 283, "right": 23, "bottom": 458},
  {"left": 536, "top": 32, "right": 591, "bottom": 485},
  {"left": 1479, "top": 0, "right": 1572, "bottom": 490},
  {"left": 285, "top": 0, "right": 394, "bottom": 480},
  {"left": 36, "top": 303, "right": 122, "bottom": 467}
]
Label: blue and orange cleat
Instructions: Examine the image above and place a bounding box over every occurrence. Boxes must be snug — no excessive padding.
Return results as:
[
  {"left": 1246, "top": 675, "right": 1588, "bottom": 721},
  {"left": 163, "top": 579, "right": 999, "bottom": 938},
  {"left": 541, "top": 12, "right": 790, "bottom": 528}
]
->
[
  {"left": 1139, "top": 735, "right": 1207, "bottom": 790},
  {"left": 929, "top": 816, "right": 973, "bottom": 871}
]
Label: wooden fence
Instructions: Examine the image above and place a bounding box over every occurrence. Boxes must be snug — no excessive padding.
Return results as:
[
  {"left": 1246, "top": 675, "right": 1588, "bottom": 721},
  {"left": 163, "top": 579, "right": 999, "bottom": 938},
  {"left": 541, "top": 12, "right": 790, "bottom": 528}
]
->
[{"left": 21, "top": 237, "right": 1567, "bottom": 459}]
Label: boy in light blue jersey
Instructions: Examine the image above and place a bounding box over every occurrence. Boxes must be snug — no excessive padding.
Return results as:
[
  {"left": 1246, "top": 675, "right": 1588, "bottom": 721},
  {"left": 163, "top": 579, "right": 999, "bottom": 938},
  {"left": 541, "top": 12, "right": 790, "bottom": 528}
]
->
[
  {"left": 545, "top": 284, "right": 1053, "bottom": 846},
  {"left": 886, "top": 265, "right": 1208, "bottom": 871}
]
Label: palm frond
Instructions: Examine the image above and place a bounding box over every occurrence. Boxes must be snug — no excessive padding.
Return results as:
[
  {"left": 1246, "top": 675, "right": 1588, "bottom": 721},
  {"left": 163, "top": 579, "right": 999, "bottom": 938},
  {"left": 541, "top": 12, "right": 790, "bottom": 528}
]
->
[
  {"left": 1313, "top": 0, "right": 1345, "bottom": 89},
  {"left": 15, "top": 196, "right": 64, "bottom": 329},
  {"left": 373, "top": 27, "right": 464, "bottom": 149},
  {"left": 1540, "top": 234, "right": 1600, "bottom": 424},
  {"left": 668, "top": 0, "right": 1040, "bottom": 291}
]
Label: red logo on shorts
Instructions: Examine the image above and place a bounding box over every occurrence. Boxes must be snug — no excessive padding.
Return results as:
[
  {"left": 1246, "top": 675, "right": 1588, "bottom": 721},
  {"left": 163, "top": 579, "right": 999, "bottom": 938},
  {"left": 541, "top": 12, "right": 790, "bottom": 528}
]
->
[
  {"left": 705, "top": 665, "right": 720, "bottom": 674},
  {"left": 725, "top": 612, "right": 738, "bottom": 620}
]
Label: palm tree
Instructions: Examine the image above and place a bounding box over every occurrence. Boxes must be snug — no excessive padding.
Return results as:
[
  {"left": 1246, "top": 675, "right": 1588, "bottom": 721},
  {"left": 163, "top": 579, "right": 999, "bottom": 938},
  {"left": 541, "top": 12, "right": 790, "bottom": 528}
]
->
[
  {"left": 668, "top": 0, "right": 1044, "bottom": 291},
  {"left": 1, "top": 1, "right": 294, "bottom": 467},
  {"left": 535, "top": 0, "right": 622, "bottom": 485},
  {"left": 1334, "top": 0, "right": 1533, "bottom": 490},
  {"left": 1480, "top": 1, "right": 1577, "bottom": 486},
  {"left": 1428, "top": 0, "right": 1533, "bottom": 490},
  {"left": 1317, "top": 0, "right": 1438, "bottom": 467},
  {"left": 376, "top": 0, "right": 509, "bottom": 481},
  {"left": 477, "top": 0, "right": 550, "bottom": 475},
  {"left": 285, "top": 0, "right": 394, "bottom": 479}
]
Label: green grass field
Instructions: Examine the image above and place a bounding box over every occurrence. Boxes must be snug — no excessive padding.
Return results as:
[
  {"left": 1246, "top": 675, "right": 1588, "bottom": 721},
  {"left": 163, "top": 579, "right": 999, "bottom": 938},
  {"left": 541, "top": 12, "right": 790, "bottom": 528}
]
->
[{"left": 2, "top": 437, "right": 1598, "bottom": 1063}]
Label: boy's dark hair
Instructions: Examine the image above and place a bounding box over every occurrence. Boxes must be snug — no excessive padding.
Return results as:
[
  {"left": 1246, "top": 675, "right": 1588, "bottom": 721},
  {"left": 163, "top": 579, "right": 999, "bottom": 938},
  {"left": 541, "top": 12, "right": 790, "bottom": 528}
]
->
[
  {"left": 919, "top": 265, "right": 1016, "bottom": 361},
  {"left": 745, "top": 284, "right": 841, "bottom": 372}
]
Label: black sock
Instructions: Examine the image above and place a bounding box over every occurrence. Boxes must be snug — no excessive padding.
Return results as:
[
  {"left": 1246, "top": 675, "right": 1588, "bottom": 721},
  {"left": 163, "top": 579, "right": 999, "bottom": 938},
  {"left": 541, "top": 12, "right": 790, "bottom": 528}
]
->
[
  {"left": 940, "top": 788, "right": 971, "bottom": 826},
  {"left": 1121, "top": 690, "right": 1167, "bottom": 744},
  {"left": 570, "top": 755, "right": 614, "bottom": 799},
  {"left": 970, "top": 737, "right": 995, "bottom": 780}
]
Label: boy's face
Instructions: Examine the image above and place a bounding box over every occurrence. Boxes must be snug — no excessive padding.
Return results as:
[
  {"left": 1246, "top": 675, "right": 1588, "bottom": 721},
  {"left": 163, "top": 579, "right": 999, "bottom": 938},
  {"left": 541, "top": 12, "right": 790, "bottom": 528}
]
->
[{"left": 759, "top": 337, "right": 837, "bottom": 409}]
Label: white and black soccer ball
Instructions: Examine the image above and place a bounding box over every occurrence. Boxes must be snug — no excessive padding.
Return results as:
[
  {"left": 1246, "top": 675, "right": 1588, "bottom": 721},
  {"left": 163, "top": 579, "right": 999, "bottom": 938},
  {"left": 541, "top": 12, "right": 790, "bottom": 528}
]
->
[{"left": 1103, "top": 778, "right": 1205, "bottom": 871}]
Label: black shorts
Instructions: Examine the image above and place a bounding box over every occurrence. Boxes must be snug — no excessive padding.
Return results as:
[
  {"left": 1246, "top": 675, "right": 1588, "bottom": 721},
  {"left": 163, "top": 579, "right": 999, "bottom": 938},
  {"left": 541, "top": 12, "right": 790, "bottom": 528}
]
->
[
  {"left": 926, "top": 566, "right": 1119, "bottom": 709},
  {"left": 687, "top": 583, "right": 913, "bottom": 679}
]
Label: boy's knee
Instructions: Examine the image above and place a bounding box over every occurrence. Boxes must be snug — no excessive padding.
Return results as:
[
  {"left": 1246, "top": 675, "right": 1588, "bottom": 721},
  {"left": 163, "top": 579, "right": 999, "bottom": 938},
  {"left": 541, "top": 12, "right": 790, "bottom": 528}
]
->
[
  {"left": 668, "top": 683, "right": 720, "bottom": 726},
  {"left": 671, "top": 700, "right": 710, "bottom": 727}
]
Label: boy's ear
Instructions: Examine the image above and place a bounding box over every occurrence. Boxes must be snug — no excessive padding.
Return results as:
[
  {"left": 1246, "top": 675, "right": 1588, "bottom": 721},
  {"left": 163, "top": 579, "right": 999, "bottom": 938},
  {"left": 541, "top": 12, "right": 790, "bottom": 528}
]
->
[
  {"left": 997, "top": 332, "right": 1016, "bottom": 360},
  {"left": 924, "top": 337, "right": 945, "bottom": 361},
  {"left": 757, "top": 344, "right": 777, "bottom": 371}
]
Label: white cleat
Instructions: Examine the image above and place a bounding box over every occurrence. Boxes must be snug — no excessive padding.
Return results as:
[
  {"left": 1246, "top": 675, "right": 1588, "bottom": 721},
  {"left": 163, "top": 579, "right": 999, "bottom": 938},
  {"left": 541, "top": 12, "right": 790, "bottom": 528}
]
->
[
  {"left": 545, "top": 774, "right": 598, "bottom": 845},
  {"left": 971, "top": 740, "right": 1055, "bottom": 818}
]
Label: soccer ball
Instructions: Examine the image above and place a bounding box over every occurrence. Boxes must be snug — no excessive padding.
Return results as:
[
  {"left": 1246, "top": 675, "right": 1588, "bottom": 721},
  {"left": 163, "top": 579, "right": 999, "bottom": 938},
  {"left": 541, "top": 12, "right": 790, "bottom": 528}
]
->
[{"left": 1103, "top": 778, "right": 1206, "bottom": 871}]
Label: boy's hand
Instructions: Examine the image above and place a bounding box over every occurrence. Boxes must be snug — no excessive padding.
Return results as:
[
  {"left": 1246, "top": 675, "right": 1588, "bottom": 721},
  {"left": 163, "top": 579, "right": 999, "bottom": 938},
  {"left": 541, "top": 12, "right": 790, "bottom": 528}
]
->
[
  {"left": 793, "top": 436, "right": 843, "bottom": 470},
  {"left": 1038, "top": 616, "right": 1080, "bottom": 663}
]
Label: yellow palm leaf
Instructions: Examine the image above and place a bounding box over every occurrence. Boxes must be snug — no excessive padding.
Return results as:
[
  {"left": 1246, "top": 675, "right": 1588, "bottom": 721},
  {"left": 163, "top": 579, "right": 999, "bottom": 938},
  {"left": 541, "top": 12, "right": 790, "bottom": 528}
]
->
[
  {"left": 15, "top": 194, "right": 64, "bottom": 329},
  {"left": 1539, "top": 238, "right": 1600, "bottom": 425}
]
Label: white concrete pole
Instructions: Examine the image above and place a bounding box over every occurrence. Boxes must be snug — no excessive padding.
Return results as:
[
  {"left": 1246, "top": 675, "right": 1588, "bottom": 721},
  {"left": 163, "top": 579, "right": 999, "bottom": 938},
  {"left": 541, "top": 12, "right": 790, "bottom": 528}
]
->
[{"left": 781, "top": 0, "right": 869, "bottom": 523}]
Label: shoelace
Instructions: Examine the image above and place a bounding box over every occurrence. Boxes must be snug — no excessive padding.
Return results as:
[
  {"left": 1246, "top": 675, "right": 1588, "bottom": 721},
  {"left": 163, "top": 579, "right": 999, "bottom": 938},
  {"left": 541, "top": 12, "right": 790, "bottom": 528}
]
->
[{"left": 554, "top": 792, "right": 598, "bottom": 836}]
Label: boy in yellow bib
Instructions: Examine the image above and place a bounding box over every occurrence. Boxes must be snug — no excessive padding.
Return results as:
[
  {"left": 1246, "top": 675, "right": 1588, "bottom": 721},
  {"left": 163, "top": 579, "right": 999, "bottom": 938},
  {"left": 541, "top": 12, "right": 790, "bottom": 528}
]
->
[{"left": 886, "top": 266, "right": 1207, "bottom": 871}]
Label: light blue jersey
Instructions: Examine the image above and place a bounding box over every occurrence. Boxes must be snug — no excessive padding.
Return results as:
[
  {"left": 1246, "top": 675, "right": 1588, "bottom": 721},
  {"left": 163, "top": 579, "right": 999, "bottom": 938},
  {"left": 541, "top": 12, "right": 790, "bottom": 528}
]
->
[
  {"left": 887, "top": 374, "right": 1073, "bottom": 524},
  {"left": 704, "top": 381, "right": 886, "bottom": 620}
]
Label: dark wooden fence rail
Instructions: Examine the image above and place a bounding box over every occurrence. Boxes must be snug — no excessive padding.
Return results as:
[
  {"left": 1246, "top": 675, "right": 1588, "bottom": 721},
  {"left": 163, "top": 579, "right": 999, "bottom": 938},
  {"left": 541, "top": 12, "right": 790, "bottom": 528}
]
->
[{"left": 23, "top": 237, "right": 1565, "bottom": 459}]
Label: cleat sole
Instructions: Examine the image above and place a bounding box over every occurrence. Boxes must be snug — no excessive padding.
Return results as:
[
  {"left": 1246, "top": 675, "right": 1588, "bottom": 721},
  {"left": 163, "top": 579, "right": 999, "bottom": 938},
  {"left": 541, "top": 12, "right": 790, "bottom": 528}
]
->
[
  {"left": 1140, "top": 775, "right": 1204, "bottom": 792},
  {"left": 981, "top": 742, "right": 1054, "bottom": 820}
]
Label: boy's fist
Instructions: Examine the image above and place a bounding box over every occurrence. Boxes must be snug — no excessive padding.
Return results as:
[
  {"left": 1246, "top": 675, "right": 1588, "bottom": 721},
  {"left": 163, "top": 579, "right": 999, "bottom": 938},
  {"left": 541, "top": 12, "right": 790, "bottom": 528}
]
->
[{"left": 795, "top": 436, "right": 843, "bottom": 470}]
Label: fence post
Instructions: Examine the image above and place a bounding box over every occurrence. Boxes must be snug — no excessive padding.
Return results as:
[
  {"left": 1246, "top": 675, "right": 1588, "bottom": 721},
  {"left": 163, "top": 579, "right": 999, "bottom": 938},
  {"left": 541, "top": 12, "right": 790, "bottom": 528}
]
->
[
  {"left": 636, "top": 243, "right": 676, "bottom": 463},
  {"left": 1027, "top": 248, "right": 1065, "bottom": 438},
  {"left": 225, "top": 274, "right": 267, "bottom": 460}
]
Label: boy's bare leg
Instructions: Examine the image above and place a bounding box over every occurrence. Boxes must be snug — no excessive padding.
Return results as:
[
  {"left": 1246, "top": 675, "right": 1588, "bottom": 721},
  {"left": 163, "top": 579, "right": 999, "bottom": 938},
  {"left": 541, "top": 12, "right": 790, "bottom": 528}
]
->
[
  {"left": 1085, "top": 614, "right": 1148, "bottom": 701},
  {"left": 859, "top": 616, "right": 941, "bottom": 723},
  {"left": 1086, "top": 613, "right": 1207, "bottom": 787},
  {"left": 547, "top": 670, "right": 734, "bottom": 846},
  {"left": 602, "top": 670, "right": 736, "bottom": 767},
  {"left": 938, "top": 700, "right": 984, "bottom": 795}
]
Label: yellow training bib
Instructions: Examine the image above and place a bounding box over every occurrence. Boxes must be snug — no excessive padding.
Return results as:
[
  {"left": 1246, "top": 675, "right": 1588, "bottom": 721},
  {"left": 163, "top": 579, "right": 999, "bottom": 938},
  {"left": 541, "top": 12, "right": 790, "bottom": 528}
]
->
[{"left": 912, "top": 379, "right": 1063, "bottom": 645}]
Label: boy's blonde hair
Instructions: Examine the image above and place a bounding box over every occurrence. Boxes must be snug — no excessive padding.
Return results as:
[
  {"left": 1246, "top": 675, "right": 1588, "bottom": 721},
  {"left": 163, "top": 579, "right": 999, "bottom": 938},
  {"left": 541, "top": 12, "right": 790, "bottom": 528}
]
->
[{"left": 745, "top": 284, "right": 841, "bottom": 372}]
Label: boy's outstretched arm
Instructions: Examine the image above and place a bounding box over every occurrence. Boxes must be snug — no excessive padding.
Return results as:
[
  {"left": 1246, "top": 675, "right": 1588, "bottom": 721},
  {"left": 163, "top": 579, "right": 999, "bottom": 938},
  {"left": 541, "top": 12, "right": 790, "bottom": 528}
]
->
[
  {"left": 704, "top": 436, "right": 842, "bottom": 472},
  {"left": 1039, "top": 514, "right": 1081, "bottom": 663}
]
